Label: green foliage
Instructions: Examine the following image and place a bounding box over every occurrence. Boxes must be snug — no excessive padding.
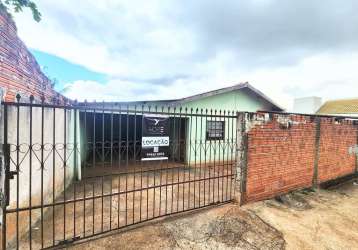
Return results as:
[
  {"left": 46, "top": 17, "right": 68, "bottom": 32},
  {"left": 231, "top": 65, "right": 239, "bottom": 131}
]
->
[{"left": 0, "top": 0, "right": 41, "bottom": 22}]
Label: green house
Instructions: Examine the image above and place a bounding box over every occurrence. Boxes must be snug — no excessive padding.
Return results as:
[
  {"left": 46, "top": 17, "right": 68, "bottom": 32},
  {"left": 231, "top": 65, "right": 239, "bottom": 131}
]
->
[{"left": 78, "top": 82, "right": 283, "bottom": 170}]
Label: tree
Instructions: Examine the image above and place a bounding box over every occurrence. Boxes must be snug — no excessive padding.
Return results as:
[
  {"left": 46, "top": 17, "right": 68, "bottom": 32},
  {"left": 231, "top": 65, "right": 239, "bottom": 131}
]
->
[{"left": 0, "top": 0, "right": 41, "bottom": 22}]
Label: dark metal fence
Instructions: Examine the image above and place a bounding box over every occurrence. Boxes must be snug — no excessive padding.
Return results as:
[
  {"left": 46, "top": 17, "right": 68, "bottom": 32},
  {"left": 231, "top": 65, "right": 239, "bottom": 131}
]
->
[{"left": 1, "top": 98, "right": 238, "bottom": 249}]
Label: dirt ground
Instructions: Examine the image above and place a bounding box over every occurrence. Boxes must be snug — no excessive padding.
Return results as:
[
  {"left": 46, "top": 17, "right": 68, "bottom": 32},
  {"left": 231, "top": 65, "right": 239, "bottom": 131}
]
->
[
  {"left": 247, "top": 179, "right": 358, "bottom": 250},
  {"left": 3, "top": 164, "right": 235, "bottom": 249},
  {"left": 64, "top": 178, "right": 358, "bottom": 250}
]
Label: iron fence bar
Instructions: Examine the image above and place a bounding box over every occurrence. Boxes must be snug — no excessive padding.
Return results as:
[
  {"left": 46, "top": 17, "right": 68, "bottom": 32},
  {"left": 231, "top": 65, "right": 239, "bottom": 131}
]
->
[
  {"left": 73, "top": 178, "right": 77, "bottom": 239},
  {"left": 101, "top": 103, "right": 105, "bottom": 233},
  {"left": 228, "top": 111, "right": 232, "bottom": 200},
  {"left": 63, "top": 106, "right": 67, "bottom": 241},
  {"left": 217, "top": 110, "right": 221, "bottom": 203},
  {"left": 193, "top": 108, "right": 198, "bottom": 208},
  {"left": 171, "top": 107, "right": 176, "bottom": 214},
  {"left": 91, "top": 181, "right": 95, "bottom": 235},
  {"left": 208, "top": 109, "right": 212, "bottom": 205},
  {"left": 229, "top": 111, "right": 234, "bottom": 200},
  {"left": 29, "top": 97, "right": 34, "bottom": 250},
  {"left": 203, "top": 109, "right": 208, "bottom": 206},
  {"left": 132, "top": 106, "right": 137, "bottom": 224},
  {"left": 139, "top": 105, "right": 144, "bottom": 222},
  {"left": 15, "top": 95, "right": 20, "bottom": 249},
  {"left": 158, "top": 106, "right": 163, "bottom": 217},
  {"left": 125, "top": 105, "right": 129, "bottom": 226},
  {"left": 1, "top": 102, "right": 76, "bottom": 109},
  {"left": 224, "top": 111, "right": 228, "bottom": 202},
  {"left": 52, "top": 104, "right": 56, "bottom": 247},
  {"left": 117, "top": 105, "right": 122, "bottom": 227},
  {"left": 75, "top": 105, "right": 238, "bottom": 118},
  {"left": 176, "top": 107, "right": 181, "bottom": 213},
  {"left": 40, "top": 99, "right": 45, "bottom": 249},
  {"left": 230, "top": 110, "right": 235, "bottom": 199},
  {"left": 199, "top": 109, "right": 203, "bottom": 207},
  {"left": 212, "top": 110, "right": 216, "bottom": 204},
  {"left": 187, "top": 108, "right": 193, "bottom": 210},
  {"left": 182, "top": 108, "right": 187, "bottom": 211},
  {"left": 92, "top": 108, "right": 96, "bottom": 235},
  {"left": 83, "top": 105, "right": 87, "bottom": 237},
  {"left": 225, "top": 111, "right": 230, "bottom": 201},
  {"left": 2, "top": 103, "right": 8, "bottom": 250},
  {"left": 147, "top": 106, "right": 152, "bottom": 220},
  {"left": 151, "top": 106, "right": 156, "bottom": 218},
  {"left": 165, "top": 106, "right": 170, "bottom": 215},
  {"left": 109, "top": 107, "right": 113, "bottom": 230},
  {"left": 74, "top": 107, "right": 78, "bottom": 238},
  {"left": 144, "top": 106, "right": 149, "bottom": 219},
  {"left": 221, "top": 111, "right": 226, "bottom": 202}
]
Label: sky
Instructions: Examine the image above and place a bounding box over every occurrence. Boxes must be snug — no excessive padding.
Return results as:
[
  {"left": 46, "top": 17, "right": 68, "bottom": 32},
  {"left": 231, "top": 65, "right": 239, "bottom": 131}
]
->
[{"left": 11, "top": 0, "right": 358, "bottom": 110}]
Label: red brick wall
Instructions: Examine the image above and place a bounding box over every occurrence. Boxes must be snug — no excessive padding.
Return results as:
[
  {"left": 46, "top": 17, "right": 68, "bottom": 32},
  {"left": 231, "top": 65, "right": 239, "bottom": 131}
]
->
[
  {"left": 318, "top": 118, "right": 358, "bottom": 183},
  {"left": 244, "top": 114, "right": 316, "bottom": 202},
  {"left": 0, "top": 9, "right": 66, "bottom": 103},
  {"left": 244, "top": 113, "right": 358, "bottom": 203}
]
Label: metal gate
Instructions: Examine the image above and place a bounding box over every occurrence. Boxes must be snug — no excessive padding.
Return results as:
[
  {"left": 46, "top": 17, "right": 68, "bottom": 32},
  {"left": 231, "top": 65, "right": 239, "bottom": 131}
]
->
[{"left": 1, "top": 97, "right": 238, "bottom": 249}]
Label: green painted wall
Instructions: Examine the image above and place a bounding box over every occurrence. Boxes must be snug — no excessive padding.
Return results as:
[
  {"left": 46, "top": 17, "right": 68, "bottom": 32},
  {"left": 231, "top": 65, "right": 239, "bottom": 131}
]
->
[{"left": 180, "top": 89, "right": 274, "bottom": 165}]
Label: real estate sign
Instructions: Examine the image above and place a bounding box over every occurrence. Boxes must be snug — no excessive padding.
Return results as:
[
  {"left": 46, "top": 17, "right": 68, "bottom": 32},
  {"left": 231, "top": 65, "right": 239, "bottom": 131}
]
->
[{"left": 141, "top": 114, "right": 170, "bottom": 161}]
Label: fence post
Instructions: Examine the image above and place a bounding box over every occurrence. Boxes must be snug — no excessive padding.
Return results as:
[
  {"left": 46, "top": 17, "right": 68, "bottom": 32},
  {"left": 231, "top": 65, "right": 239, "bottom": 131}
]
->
[
  {"left": 356, "top": 122, "right": 358, "bottom": 174},
  {"left": 236, "top": 112, "right": 248, "bottom": 205},
  {"left": 1, "top": 101, "right": 8, "bottom": 250},
  {"left": 313, "top": 117, "right": 321, "bottom": 188}
]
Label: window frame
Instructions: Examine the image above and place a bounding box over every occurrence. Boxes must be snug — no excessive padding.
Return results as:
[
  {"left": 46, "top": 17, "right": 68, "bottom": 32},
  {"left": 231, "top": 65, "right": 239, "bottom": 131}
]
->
[{"left": 206, "top": 120, "right": 225, "bottom": 141}]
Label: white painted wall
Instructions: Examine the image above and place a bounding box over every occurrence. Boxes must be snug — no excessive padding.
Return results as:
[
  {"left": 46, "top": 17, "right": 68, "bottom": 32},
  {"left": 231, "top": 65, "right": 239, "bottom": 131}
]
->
[
  {"left": 0, "top": 103, "right": 81, "bottom": 244},
  {"left": 293, "top": 97, "right": 322, "bottom": 114}
]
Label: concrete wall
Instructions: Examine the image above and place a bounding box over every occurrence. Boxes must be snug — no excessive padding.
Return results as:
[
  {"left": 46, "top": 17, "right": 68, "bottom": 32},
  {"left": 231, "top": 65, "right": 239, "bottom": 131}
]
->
[{"left": 0, "top": 104, "right": 81, "bottom": 244}]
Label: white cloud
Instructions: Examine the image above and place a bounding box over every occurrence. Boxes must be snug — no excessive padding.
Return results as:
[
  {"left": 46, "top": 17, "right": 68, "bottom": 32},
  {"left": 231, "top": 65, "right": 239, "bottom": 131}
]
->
[
  {"left": 62, "top": 51, "right": 358, "bottom": 110},
  {"left": 12, "top": 0, "right": 358, "bottom": 110}
]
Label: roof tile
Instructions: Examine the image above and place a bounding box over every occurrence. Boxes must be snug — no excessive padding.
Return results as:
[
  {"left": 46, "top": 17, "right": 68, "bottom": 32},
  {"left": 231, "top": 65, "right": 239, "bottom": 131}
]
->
[{"left": 317, "top": 98, "right": 358, "bottom": 114}]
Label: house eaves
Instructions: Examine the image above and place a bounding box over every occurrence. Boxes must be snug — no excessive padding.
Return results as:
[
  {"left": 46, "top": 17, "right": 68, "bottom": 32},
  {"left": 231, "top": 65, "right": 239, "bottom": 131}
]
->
[{"left": 170, "top": 82, "right": 284, "bottom": 111}]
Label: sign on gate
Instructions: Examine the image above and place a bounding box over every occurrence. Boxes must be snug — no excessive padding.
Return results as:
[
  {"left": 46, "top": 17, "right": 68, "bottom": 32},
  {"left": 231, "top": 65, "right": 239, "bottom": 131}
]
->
[{"left": 141, "top": 114, "right": 170, "bottom": 161}]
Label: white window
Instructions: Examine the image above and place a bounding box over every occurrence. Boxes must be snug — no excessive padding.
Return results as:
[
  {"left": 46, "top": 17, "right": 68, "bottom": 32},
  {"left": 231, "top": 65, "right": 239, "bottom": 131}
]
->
[{"left": 206, "top": 121, "right": 225, "bottom": 140}]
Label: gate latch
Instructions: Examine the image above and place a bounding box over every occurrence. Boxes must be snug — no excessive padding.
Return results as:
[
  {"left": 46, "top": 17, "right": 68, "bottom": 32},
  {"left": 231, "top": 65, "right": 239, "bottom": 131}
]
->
[{"left": 8, "top": 170, "right": 18, "bottom": 180}]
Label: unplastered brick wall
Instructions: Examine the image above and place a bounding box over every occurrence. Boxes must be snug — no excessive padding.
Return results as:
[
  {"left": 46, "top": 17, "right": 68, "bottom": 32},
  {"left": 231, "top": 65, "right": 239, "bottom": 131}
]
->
[
  {"left": 242, "top": 113, "right": 358, "bottom": 203},
  {"left": 244, "top": 113, "right": 316, "bottom": 202},
  {"left": 0, "top": 9, "right": 66, "bottom": 103},
  {"left": 318, "top": 118, "right": 358, "bottom": 183}
]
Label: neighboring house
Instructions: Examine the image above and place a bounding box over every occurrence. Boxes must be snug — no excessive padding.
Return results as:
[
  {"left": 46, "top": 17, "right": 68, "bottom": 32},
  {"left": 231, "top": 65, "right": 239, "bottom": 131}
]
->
[
  {"left": 317, "top": 98, "right": 358, "bottom": 117},
  {"left": 0, "top": 8, "right": 68, "bottom": 104},
  {"left": 0, "top": 9, "right": 76, "bottom": 229},
  {"left": 79, "top": 82, "right": 284, "bottom": 166}
]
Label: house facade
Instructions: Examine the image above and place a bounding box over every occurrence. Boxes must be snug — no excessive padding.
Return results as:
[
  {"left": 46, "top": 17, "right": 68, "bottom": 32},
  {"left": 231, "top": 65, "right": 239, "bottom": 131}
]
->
[{"left": 78, "top": 83, "right": 284, "bottom": 168}]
